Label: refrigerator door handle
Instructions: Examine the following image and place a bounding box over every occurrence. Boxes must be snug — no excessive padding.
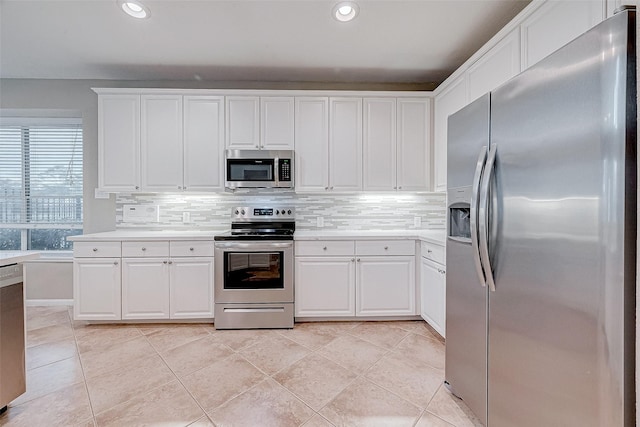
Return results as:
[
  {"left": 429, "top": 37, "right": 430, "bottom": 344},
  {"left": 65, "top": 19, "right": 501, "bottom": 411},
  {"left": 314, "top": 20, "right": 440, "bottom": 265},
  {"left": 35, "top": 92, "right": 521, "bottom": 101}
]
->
[
  {"left": 479, "top": 144, "right": 497, "bottom": 292},
  {"left": 470, "top": 146, "right": 488, "bottom": 286}
]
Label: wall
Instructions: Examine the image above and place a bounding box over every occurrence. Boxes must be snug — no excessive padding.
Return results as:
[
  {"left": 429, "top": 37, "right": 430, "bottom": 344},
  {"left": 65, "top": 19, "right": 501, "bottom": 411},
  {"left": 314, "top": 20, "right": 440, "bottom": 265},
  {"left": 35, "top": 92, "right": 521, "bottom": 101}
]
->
[{"left": 116, "top": 192, "right": 446, "bottom": 230}]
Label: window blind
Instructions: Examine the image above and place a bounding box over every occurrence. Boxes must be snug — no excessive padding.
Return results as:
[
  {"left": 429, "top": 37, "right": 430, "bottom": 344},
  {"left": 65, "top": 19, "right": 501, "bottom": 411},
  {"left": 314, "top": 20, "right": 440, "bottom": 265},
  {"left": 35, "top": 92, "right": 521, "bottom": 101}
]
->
[{"left": 0, "top": 122, "right": 83, "bottom": 226}]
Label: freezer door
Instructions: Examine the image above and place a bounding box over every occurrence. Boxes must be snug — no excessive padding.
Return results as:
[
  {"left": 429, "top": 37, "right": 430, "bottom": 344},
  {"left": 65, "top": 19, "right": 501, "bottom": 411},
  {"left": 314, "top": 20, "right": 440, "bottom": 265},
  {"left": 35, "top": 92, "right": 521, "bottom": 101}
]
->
[
  {"left": 447, "top": 93, "right": 491, "bottom": 189},
  {"left": 445, "top": 94, "right": 490, "bottom": 425},
  {"left": 488, "top": 11, "right": 635, "bottom": 427}
]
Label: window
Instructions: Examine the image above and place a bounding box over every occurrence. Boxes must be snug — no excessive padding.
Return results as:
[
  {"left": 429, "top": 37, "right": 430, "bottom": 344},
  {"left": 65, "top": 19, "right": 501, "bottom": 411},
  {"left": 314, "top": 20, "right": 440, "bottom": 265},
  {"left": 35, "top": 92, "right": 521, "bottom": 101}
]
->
[{"left": 0, "top": 118, "right": 83, "bottom": 251}]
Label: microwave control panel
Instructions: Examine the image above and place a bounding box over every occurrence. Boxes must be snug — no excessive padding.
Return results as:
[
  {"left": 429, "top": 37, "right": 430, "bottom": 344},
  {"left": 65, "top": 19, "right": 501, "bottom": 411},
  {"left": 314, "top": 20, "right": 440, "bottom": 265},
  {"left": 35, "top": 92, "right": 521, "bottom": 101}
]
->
[{"left": 279, "top": 159, "right": 292, "bottom": 182}]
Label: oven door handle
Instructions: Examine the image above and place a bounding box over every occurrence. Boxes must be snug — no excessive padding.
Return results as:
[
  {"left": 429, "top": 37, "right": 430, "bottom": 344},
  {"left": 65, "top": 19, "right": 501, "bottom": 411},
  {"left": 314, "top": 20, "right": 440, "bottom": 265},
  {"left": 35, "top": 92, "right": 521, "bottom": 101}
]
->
[{"left": 215, "top": 241, "right": 293, "bottom": 250}]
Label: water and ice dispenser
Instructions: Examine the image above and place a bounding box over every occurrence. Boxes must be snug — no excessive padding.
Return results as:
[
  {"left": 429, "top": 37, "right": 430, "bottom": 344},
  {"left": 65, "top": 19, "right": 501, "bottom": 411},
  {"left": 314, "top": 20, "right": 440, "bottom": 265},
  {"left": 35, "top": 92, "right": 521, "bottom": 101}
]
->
[{"left": 448, "top": 187, "right": 472, "bottom": 241}]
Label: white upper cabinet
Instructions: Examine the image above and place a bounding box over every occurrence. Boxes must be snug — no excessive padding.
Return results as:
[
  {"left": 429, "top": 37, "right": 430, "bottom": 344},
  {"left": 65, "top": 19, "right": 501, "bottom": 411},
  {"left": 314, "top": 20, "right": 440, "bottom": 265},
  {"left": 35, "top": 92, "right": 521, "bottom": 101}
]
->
[
  {"left": 434, "top": 76, "right": 467, "bottom": 192},
  {"left": 295, "top": 97, "right": 329, "bottom": 192},
  {"left": 397, "top": 98, "right": 431, "bottom": 191},
  {"left": 329, "top": 97, "right": 363, "bottom": 191},
  {"left": 521, "top": 0, "right": 604, "bottom": 70},
  {"left": 226, "top": 96, "right": 294, "bottom": 150},
  {"left": 226, "top": 96, "right": 260, "bottom": 149},
  {"left": 98, "top": 94, "right": 140, "bottom": 191},
  {"left": 261, "top": 97, "right": 295, "bottom": 150},
  {"left": 363, "top": 98, "right": 396, "bottom": 191},
  {"left": 183, "top": 96, "right": 224, "bottom": 191},
  {"left": 467, "top": 28, "right": 521, "bottom": 103},
  {"left": 141, "top": 95, "right": 184, "bottom": 191}
]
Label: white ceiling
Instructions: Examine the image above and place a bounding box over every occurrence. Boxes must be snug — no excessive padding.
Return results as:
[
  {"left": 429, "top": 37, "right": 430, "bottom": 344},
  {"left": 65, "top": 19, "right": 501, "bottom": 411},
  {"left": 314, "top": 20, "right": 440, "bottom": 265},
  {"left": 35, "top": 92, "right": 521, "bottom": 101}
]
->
[{"left": 0, "top": 0, "right": 530, "bottom": 89}]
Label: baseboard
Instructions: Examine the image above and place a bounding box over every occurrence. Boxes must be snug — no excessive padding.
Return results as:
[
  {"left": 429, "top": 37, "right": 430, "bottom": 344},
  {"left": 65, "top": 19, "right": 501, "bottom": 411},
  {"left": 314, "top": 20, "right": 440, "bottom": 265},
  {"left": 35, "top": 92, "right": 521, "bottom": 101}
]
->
[{"left": 26, "top": 299, "right": 73, "bottom": 306}]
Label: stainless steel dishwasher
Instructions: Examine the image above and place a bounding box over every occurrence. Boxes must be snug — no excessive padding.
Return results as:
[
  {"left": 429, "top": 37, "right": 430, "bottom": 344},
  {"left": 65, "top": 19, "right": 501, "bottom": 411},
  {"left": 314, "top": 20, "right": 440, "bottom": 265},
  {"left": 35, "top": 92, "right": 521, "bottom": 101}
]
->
[{"left": 0, "top": 263, "right": 26, "bottom": 415}]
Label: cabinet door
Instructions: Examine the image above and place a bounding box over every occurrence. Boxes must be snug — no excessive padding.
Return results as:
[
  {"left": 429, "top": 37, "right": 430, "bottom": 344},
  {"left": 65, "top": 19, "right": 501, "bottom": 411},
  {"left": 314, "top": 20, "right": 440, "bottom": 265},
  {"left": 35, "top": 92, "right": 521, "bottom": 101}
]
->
[
  {"left": 295, "top": 97, "right": 329, "bottom": 192},
  {"left": 226, "top": 96, "right": 260, "bottom": 149},
  {"left": 420, "top": 257, "right": 446, "bottom": 337},
  {"left": 141, "top": 95, "right": 184, "bottom": 191},
  {"left": 98, "top": 95, "right": 140, "bottom": 191},
  {"left": 363, "top": 98, "right": 396, "bottom": 191},
  {"left": 295, "top": 257, "right": 355, "bottom": 317},
  {"left": 183, "top": 96, "right": 224, "bottom": 191},
  {"left": 170, "top": 257, "right": 214, "bottom": 319},
  {"left": 467, "top": 28, "right": 521, "bottom": 103},
  {"left": 356, "top": 256, "right": 415, "bottom": 316},
  {"left": 261, "top": 97, "right": 294, "bottom": 150},
  {"left": 122, "top": 258, "right": 170, "bottom": 319},
  {"left": 329, "top": 97, "right": 363, "bottom": 191},
  {"left": 521, "top": 0, "right": 604, "bottom": 70},
  {"left": 73, "top": 258, "right": 121, "bottom": 321},
  {"left": 397, "top": 98, "right": 431, "bottom": 191},
  {"left": 434, "top": 76, "right": 467, "bottom": 192}
]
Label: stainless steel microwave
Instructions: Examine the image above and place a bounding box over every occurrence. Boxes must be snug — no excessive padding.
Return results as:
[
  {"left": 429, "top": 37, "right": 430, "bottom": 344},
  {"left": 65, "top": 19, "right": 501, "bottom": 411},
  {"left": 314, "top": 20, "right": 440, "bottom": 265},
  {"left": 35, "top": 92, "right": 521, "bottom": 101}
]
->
[{"left": 225, "top": 149, "right": 294, "bottom": 189}]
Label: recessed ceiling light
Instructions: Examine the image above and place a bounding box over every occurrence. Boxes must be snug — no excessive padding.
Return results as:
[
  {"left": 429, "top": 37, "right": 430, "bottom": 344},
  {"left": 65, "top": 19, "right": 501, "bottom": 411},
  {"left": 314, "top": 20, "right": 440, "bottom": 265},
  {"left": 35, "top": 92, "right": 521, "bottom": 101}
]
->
[
  {"left": 117, "top": 0, "right": 150, "bottom": 19},
  {"left": 332, "top": 1, "right": 359, "bottom": 22}
]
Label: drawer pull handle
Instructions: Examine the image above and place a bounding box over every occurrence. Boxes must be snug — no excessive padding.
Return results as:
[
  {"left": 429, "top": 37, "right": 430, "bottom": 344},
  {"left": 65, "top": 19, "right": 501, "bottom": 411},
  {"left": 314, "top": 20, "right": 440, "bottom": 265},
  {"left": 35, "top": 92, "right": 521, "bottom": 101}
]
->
[
  {"left": 190, "top": 247, "right": 194, "bottom": 251},
  {"left": 427, "top": 249, "right": 432, "bottom": 254},
  {"left": 92, "top": 248, "right": 98, "bottom": 252}
]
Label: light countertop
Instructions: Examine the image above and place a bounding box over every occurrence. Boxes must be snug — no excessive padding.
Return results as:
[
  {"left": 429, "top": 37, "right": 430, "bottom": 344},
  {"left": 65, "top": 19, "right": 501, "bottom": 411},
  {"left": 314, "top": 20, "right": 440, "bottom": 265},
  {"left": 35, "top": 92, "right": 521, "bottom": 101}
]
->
[
  {"left": 68, "top": 230, "right": 227, "bottom": 242},
  {"left": 0, "top": 251, "right": 40, "bottom": 268},
  {"left": 68, "top": 229, "right": 446, "bottom": 245},
  {"left": 293, "top": 229, "right": 446, "bottom": 245}
]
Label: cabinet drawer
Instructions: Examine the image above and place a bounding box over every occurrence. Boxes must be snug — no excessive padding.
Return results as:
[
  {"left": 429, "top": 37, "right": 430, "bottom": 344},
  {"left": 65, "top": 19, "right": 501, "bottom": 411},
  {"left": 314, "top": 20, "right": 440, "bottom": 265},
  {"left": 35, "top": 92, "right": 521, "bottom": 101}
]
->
[
  {"left": 356, "top": 240, "right": 415, "bottom": 256},
  {"left": 170, "top": 241, "right": 215, "bottom": 257},
  {"left": 295, "top": 241, "right": 355, "bottom": 256},
  {"left": 421, "top": 241, "right": 445, "bottom": 265},
  {"left": 122, "top": 241, "right": 169, "bottom": 257},
  {"left": 74, "top": 241, "right": 121, "bottom": 258}
]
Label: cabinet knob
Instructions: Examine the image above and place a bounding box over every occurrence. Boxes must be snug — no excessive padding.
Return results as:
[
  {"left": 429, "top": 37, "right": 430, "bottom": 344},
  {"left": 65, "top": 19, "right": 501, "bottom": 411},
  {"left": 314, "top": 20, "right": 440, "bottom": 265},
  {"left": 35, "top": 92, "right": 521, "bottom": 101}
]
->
[
  {"left": 183, "top": 186, "right": 187, "bottom": 190},
  {"left": 135, "top": 186, "right": 139, "bottom": 190},
  {"left": 163, "top": 260, "right": 168, "bottom": 264},
  {"left": 384, "top": 246, "right": 389, "bottom": 250},
  {"left": 189, "top": 247, "right": 194, "bottom": 251},
  {"left": 427, "top": 249, "right": 432, "bottom": 254},
  {"left": 351, "top": 258, "right": 355, "bottom": 262},
  {"left": 141, "top": 247, "right": 146, "bottom": 251},
  {"left": 178, "top": 186, "right": 182, "bottom": 189},
  {"left": 168, "top": 261, "right": 173, "bottom": 265},
  {"left": 330, "top": 186, "right": 334, "bottom": 190},
  {"left": 323, "top": 246, "right": 327, "bottom": 250},
  {"left": 325, "top": 187, "right": 329, "bottom": 190},
  {"left": 357, "top": 258, "right": 361, "bottom": 262},
  {"left": 255, "top": 145, "right": 259, "bottom": 148},
  {"left": 92, "top": 248, "right": 98, "bottom": 252},
  {"left": 113, "top": 261, "right": 119, "bottom": 266},
  {"left": 393, "top": 187, "right": 397, "bottom": 190}
]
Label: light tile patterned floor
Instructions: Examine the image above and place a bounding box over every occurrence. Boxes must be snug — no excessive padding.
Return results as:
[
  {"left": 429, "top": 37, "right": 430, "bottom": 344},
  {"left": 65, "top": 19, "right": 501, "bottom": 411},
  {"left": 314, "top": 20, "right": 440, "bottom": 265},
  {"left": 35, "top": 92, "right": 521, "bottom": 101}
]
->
[{"left": 0, "top": 306, "right": 482, "bottom": 427}]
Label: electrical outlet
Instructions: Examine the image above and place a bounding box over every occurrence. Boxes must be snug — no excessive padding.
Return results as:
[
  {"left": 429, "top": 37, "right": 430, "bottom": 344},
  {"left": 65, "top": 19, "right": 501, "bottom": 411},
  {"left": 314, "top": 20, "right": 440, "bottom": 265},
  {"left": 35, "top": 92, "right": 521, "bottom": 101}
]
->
[
  {"left": 317, "top": 217, "right": 324, "bottom": 228},
  {"left": 414, "top": 216, "right": 422, "bottom": 228},
  {"left": 183, "top": 212, "right": 191, "bottom": 223}
]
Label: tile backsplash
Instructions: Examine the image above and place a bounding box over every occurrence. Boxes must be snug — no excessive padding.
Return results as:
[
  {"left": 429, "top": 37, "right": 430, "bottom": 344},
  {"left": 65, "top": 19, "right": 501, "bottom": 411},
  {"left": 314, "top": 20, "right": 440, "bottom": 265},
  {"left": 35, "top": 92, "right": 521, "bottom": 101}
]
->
[{"left": 115, "top": 191, "right": 446, "bottom": 230}]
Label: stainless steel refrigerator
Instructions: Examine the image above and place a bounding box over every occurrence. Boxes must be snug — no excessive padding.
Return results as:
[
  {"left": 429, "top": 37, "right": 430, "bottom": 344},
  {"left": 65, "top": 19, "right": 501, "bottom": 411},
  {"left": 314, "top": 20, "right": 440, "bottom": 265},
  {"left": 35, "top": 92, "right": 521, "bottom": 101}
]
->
[{"left": 445, "top": 9, "right": 636, "bottom": 427}]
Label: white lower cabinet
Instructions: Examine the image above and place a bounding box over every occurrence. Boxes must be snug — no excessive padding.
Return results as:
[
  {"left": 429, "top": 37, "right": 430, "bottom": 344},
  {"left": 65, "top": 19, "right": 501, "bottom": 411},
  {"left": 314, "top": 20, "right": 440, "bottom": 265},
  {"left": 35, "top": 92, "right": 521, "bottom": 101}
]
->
[
  {"left": 295, "top": 239, "right": 416, "bottom": 318},
  {"left": 170, "top": 258, "right": 214, "bottom": 319},
  {"left": 356, "top": 256, "right": 415, "bottom": 316},
  {"left": 295, "top": 257, "right": 356, "bottom": 317},
  {"left": 72, "top": 239, "right": 214, "bottom": 321},
  {"left": 122, "top": 258, "right": 171, "bottom": 319},
  {"left": 73, "top": 258, "right": 122, "bottom": 321},
  {"left": 420, "top": 256, "right": 446, "bottom": 337}
]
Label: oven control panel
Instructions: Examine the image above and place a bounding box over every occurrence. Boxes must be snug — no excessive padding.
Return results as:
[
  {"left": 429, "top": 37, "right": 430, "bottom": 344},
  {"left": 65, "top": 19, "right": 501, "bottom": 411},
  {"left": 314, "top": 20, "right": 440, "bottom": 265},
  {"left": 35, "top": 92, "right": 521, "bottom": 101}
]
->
[{"left": 232, "top": 206, "right": 295, "bottom": 220}]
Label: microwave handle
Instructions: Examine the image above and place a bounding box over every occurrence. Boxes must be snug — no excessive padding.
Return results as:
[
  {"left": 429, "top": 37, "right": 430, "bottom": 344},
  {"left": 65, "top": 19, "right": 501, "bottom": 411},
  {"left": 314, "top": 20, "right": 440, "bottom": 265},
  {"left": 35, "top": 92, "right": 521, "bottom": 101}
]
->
[{"left": 274, "top": 157, "right": 280, "bottom": 185}]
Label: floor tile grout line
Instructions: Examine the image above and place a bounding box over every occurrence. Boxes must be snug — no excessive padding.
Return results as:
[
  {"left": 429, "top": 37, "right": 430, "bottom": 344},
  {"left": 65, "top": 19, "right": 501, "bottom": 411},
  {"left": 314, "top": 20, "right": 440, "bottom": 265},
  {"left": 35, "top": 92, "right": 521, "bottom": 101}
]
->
[{"left": 69, "top": 306, "right": 98, "bottom": 426}]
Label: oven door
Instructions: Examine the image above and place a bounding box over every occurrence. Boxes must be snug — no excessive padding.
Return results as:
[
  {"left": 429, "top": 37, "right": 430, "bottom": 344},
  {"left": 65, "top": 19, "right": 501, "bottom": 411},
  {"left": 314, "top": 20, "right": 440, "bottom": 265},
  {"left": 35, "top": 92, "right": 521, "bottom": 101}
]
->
[{"left": 215, "top": 241, "right": 293, "bottom": 304}]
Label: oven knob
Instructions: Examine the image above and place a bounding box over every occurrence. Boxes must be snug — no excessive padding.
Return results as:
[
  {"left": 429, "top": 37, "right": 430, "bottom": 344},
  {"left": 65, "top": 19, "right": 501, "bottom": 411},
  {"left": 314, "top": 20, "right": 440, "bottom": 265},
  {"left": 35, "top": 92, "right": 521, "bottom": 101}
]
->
[
  {"left": 241, "top": 210, "right": 245, "bottom": 215},
  {"left": 287, "top": 209, "right": 292, "bottom": 215},
  {"left": 235, "top": 210, "right": 239, "bottom": 215},
  {"left": 276, "top": 210, "right": 280, "bottom": 215}
]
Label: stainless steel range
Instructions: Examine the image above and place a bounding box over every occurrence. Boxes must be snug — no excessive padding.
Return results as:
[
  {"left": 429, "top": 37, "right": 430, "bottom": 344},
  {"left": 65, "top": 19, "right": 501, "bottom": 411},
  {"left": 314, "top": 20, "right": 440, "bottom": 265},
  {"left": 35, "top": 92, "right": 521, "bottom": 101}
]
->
[{"left": 214, "top": 206, "right": 295, "bottom": 329}]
